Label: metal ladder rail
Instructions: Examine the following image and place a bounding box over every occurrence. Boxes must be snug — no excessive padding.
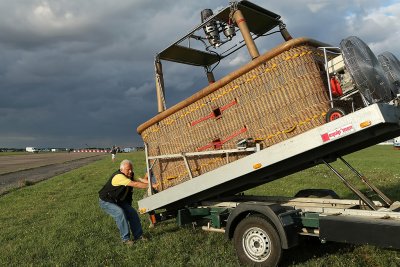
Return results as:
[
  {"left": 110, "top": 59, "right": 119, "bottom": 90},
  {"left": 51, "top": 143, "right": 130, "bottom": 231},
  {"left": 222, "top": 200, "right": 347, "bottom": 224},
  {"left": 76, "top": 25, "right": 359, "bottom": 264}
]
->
[
  {"left": 320, "top": 46, "right": 341, "bottom": 109},
  {"left": 322, "top": 159, "right": 378, "bottom": 211},
  {"left": 339, "top": 157, "right": 393, "bottom": 207},
  {"left": 181, "top": 153, "right": 193, "bottom": 180},
  {"left": 145, "top": 145, "right": 261, "bottom": 195},
  {"left": 144, "top": 143, "right": 159, "bottom": 195},
  {"left": 179, "top": 147, "right": 260, "bottom": 181}
]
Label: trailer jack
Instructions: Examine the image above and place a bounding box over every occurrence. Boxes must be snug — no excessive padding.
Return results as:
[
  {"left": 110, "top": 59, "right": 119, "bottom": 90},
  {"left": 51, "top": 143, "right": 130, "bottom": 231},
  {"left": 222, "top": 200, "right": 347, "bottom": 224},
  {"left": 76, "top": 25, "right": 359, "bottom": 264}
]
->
[{"left": 322, "top": 157, "right": 393, "bottom": 210}]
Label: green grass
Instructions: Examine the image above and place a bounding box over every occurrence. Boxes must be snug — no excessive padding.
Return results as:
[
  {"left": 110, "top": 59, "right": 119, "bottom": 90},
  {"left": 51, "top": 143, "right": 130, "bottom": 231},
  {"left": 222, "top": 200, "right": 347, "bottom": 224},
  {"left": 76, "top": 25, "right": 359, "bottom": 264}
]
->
[
  {"left": 1, "top": 147, "right": 400, "bottom": 266},
  {"left": 246, "top": 145, "right": 400, "bottom": 201}
]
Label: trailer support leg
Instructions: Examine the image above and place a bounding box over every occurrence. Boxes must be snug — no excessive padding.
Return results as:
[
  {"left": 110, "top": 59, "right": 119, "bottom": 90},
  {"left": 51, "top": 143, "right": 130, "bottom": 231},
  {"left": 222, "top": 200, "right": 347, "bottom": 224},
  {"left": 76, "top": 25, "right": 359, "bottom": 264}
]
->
[
  {"left": 322, "top": 160, "right": 377, "bottom": 210},
  {"left": 339, "top": 157, "right": 393, "bottom": 207}
]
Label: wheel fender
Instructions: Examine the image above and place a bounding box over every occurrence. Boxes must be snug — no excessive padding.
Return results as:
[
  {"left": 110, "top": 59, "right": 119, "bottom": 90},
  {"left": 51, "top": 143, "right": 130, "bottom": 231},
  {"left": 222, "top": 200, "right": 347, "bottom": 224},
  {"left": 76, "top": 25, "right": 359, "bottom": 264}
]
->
[{"left": 225, "top": 202, "right": 298, "bottom": 249}]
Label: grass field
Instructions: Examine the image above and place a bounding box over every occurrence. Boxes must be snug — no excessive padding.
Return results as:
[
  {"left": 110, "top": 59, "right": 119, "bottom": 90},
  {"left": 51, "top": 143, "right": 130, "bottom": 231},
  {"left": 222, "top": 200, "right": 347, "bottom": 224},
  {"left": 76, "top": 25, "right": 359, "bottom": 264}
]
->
[{"left": 1, "top": 146, "right": 400, "bottom": 266}]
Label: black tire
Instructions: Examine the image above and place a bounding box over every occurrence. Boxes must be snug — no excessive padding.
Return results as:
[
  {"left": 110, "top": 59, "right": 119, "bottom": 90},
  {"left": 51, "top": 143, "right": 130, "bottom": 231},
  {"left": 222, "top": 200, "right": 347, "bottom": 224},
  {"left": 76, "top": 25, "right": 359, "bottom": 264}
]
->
[
  {"left": 233, "top": 215, "right": 282, "bottom": 267},
  {"left": 325, "top": 107, "right": 346, "bottom": 122},
  {"left": 295, "top": 189, "right": 340, "bottom": 199}
]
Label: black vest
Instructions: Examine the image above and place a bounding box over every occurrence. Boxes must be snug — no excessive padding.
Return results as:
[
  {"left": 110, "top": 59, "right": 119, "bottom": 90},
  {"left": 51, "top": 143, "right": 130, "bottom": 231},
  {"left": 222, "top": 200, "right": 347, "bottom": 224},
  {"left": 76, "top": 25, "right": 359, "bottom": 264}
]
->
[{"left": 98, "top": 170, "right": 133, "bottom": 204}]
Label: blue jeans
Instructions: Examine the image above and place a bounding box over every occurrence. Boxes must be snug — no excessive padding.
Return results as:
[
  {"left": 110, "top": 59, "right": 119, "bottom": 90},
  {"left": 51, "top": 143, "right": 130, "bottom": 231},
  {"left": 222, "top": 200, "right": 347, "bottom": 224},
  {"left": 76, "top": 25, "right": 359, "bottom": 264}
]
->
[{"left": 99, "top": 198, "right": 143, "bottom": 241}]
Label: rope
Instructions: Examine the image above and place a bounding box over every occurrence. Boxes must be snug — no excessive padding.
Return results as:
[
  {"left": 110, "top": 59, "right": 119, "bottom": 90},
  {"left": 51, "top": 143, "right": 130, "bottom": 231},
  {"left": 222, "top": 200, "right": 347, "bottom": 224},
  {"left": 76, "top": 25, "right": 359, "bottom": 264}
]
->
[{"left": 229, "top": 1, "right": 238, "bottom": 24}]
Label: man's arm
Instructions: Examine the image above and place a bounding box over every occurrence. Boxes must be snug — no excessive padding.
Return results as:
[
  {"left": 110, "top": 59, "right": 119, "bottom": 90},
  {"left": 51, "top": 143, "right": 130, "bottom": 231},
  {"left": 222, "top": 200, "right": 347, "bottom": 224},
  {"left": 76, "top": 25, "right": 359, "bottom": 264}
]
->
[
  {"left": 126, "top": 180, "right": 148, "bottom": 189},
  {"left": 127, "top": 179, "right": 158, "bottom": 189},
  {"left": 112, "top": 173, "right": 157, "bottom": 189}
]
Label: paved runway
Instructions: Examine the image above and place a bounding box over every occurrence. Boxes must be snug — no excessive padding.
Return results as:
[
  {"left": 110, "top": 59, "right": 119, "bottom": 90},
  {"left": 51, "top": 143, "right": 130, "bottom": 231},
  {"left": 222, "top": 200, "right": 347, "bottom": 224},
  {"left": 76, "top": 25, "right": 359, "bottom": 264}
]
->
[
  {"left": 0, "top": 152, "right": 106, "bottom": 194},
  {"left": 0, "top": 152, "right": 106, "bottom": 175}
]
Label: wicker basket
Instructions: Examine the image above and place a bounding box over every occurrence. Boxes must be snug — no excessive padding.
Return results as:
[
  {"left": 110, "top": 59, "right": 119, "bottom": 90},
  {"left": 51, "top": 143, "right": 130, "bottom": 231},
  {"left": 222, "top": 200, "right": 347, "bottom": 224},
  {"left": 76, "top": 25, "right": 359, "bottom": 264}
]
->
[{"left": 138, "top": 38, "right": 331, "bottom": 191}]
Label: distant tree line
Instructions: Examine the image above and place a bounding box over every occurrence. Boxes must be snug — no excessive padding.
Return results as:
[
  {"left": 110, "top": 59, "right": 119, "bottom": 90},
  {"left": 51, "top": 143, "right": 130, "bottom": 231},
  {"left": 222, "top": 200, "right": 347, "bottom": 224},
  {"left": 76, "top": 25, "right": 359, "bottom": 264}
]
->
[{"left": 0, "top": 146, "right": 145, "bottom": 153}]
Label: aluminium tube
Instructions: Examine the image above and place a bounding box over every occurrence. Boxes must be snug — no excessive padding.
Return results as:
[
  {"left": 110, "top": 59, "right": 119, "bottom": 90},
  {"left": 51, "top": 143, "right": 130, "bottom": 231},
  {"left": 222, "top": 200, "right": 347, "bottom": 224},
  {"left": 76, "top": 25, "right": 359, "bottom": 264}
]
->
[
  {"left": 155, "top": 57, "right": 166, "bottom": 113},
  {"left": 233, "top": 9, "right": 259, "bottom": 59},
  {"left": 279, "top": 21, "right": 293, "bottom": 41},
  {"left": 206, "top": 71, "right": 216, "bottom": 84}
]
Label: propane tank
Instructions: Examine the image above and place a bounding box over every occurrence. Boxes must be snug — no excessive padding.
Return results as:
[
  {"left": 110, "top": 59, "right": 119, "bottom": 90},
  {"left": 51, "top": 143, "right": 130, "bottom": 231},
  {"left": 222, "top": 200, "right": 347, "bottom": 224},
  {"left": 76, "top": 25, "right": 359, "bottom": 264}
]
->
[{"left": 201, "top": 9, "right": 221, "bottom": 47}]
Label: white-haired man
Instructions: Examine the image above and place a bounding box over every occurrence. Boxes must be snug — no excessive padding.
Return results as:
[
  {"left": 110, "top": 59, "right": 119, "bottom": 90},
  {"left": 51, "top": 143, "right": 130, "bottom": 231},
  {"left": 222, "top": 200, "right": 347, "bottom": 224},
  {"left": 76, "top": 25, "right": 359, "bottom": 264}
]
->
[{"left": 99, "top": 159, "right": 153, "bottom": 245}]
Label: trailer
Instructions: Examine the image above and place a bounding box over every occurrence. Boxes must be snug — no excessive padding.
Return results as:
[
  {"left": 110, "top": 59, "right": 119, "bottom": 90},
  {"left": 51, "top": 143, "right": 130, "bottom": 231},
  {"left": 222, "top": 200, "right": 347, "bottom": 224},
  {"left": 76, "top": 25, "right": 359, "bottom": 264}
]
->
[
  {"left": 137, "top": 1, "right": 400, "bottom": 266},
  {"left": 139, "top": 103, "right": 400, "bottom": 266}
]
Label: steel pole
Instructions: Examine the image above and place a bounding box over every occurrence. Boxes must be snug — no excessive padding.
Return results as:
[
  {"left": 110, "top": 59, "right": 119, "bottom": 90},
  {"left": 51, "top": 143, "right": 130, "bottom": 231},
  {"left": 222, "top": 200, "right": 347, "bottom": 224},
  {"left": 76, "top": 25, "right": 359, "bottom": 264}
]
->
[
  {"left": 233, "top": 9, "right": 259, "bottom": 59},
  {"left": 155, "top": 58, "right": 166, "bottom": 113}
]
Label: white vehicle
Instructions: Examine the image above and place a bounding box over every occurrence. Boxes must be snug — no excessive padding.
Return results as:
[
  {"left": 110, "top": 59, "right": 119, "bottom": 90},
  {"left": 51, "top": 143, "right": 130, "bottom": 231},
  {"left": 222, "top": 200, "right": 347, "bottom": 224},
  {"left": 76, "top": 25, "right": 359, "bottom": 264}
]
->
[
  {"left": 26, "top": 147, "right": 38, "bottom": 153},
  {"left": 394, "top": 136, "right": 400, "bottom": 148},
  {"left": 123, "top": 147, "right": 135, "bottom": 153}
]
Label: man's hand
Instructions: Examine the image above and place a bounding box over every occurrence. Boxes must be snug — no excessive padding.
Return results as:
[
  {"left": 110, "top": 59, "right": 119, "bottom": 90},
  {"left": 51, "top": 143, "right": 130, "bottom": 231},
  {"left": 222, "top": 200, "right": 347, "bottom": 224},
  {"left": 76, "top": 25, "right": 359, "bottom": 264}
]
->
[{"left": 138, "top": 177, "right": 148, "bottom": 184}]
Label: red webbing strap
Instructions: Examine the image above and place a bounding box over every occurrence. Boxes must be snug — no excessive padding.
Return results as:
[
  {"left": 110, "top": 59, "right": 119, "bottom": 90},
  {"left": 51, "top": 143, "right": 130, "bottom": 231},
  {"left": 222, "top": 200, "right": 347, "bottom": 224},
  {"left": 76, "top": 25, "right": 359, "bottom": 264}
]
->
[
  {"left": 190, "top": 100, "right": 237, "bottom": 127},
  {"left": 190, "top": 113, "right": 214, "bottom": 127},
  {"left": 197, "top": 127, "right": 247, "bottom": 151},
  {"left": 220, "top": 99, "right": 237, "bottom": 112}
]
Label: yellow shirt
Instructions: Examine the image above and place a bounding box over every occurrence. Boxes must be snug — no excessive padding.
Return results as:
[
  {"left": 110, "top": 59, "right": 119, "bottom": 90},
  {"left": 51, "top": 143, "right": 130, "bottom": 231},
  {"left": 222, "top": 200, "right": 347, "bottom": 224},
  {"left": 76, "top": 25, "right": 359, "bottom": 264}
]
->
[{"left": 111, "top": 174, "right": 131, "bottom": 186}]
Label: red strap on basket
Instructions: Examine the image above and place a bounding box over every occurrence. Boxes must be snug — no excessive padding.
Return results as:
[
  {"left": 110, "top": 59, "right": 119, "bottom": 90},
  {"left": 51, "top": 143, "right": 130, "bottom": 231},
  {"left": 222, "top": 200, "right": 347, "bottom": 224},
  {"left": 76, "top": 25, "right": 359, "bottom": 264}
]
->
[
  {"left": 190, "top": 113, "right": 214, "bottom": 127},
  {"left": 197, "top": 127, "right": 247, "bottom": 151},
  {"left": 191, "top": 100, "right": 237, "bottom": 127},
  {"left": 220, "top": 99, "right": 237, "bottom": 112}
]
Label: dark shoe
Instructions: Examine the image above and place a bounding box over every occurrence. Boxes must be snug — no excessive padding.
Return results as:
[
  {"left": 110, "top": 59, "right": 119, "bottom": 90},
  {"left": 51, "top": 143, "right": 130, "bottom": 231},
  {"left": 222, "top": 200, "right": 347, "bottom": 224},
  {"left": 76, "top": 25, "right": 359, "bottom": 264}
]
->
[{"left": 122, "top": 240, "right": 134, "bottom": 246}]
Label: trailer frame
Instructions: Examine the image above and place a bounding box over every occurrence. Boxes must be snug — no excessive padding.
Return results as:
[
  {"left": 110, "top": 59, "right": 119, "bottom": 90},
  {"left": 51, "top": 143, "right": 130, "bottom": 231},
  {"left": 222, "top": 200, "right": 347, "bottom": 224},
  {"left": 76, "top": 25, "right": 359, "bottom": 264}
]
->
[
  {"left": 139, "top": 103, "right": 400, "bottom": 213},
  {"left": 138, "top": 102, "right": 400, "bottom": 266}
]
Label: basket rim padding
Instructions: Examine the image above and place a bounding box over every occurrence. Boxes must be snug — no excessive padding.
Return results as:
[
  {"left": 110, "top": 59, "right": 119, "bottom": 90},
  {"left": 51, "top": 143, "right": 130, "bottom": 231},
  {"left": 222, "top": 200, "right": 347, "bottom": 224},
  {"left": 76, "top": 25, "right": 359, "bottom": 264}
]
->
[{"left": 137, "top": 37, "right": 331, "bottom": 134}]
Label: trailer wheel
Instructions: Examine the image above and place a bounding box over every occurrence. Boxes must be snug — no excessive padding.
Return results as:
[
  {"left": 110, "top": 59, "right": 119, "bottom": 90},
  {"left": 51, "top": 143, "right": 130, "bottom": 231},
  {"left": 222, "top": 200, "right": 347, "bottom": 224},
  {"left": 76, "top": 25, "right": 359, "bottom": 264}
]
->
[
  {"left": 326, "top": 107, "right": 346, "bottom": 122},
  {"left": 233, "top": 215, "right": 281, "bottom": 266}
]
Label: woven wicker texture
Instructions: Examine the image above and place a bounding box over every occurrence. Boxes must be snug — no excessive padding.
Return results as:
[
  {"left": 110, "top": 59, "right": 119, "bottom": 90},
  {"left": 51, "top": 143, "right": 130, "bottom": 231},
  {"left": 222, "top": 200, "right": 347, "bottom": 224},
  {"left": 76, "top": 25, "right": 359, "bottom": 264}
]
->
[{"left": 141, "top": 41, "right": 330, "bottom": 191}]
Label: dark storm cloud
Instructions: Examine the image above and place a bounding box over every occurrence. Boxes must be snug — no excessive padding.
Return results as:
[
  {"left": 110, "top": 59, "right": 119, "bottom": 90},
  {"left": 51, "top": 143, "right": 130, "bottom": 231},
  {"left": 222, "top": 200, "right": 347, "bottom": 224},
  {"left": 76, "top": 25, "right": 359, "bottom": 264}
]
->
[{"left": 0, "top": 0, "right": 399, "bottom": 148}]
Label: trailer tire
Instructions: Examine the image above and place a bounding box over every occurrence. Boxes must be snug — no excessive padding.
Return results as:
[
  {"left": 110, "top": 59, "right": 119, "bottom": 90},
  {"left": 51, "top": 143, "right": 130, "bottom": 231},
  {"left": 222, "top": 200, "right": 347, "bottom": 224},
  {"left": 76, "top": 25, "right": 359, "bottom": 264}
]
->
[
  {"left": 233, "top": 215, "right": 281, "bottom": 267},
  {"left": 326, "top": 107, "right": 346, "bottom": 122}
]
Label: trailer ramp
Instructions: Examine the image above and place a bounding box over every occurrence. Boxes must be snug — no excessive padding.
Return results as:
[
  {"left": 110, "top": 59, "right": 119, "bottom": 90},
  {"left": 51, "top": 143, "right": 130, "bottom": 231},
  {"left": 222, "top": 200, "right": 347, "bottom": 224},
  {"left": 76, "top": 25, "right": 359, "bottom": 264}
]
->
[{"left": 139, "top": 103, "right": 400, "bottom": 213}]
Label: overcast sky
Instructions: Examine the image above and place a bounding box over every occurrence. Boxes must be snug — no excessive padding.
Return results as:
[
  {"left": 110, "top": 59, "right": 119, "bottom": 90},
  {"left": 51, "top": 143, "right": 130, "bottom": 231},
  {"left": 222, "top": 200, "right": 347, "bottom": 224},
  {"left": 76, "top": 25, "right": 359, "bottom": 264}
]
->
[{"left": 1, "top": 0, "right": 399, "bottom": 148}]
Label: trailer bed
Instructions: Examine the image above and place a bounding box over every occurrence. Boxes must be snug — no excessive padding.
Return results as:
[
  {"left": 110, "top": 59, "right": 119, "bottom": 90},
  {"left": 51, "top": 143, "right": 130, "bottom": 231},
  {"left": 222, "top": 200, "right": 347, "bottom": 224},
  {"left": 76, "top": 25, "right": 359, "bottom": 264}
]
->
[{"left": 139, "top": 103, "right": 400, "bottom": 213}]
